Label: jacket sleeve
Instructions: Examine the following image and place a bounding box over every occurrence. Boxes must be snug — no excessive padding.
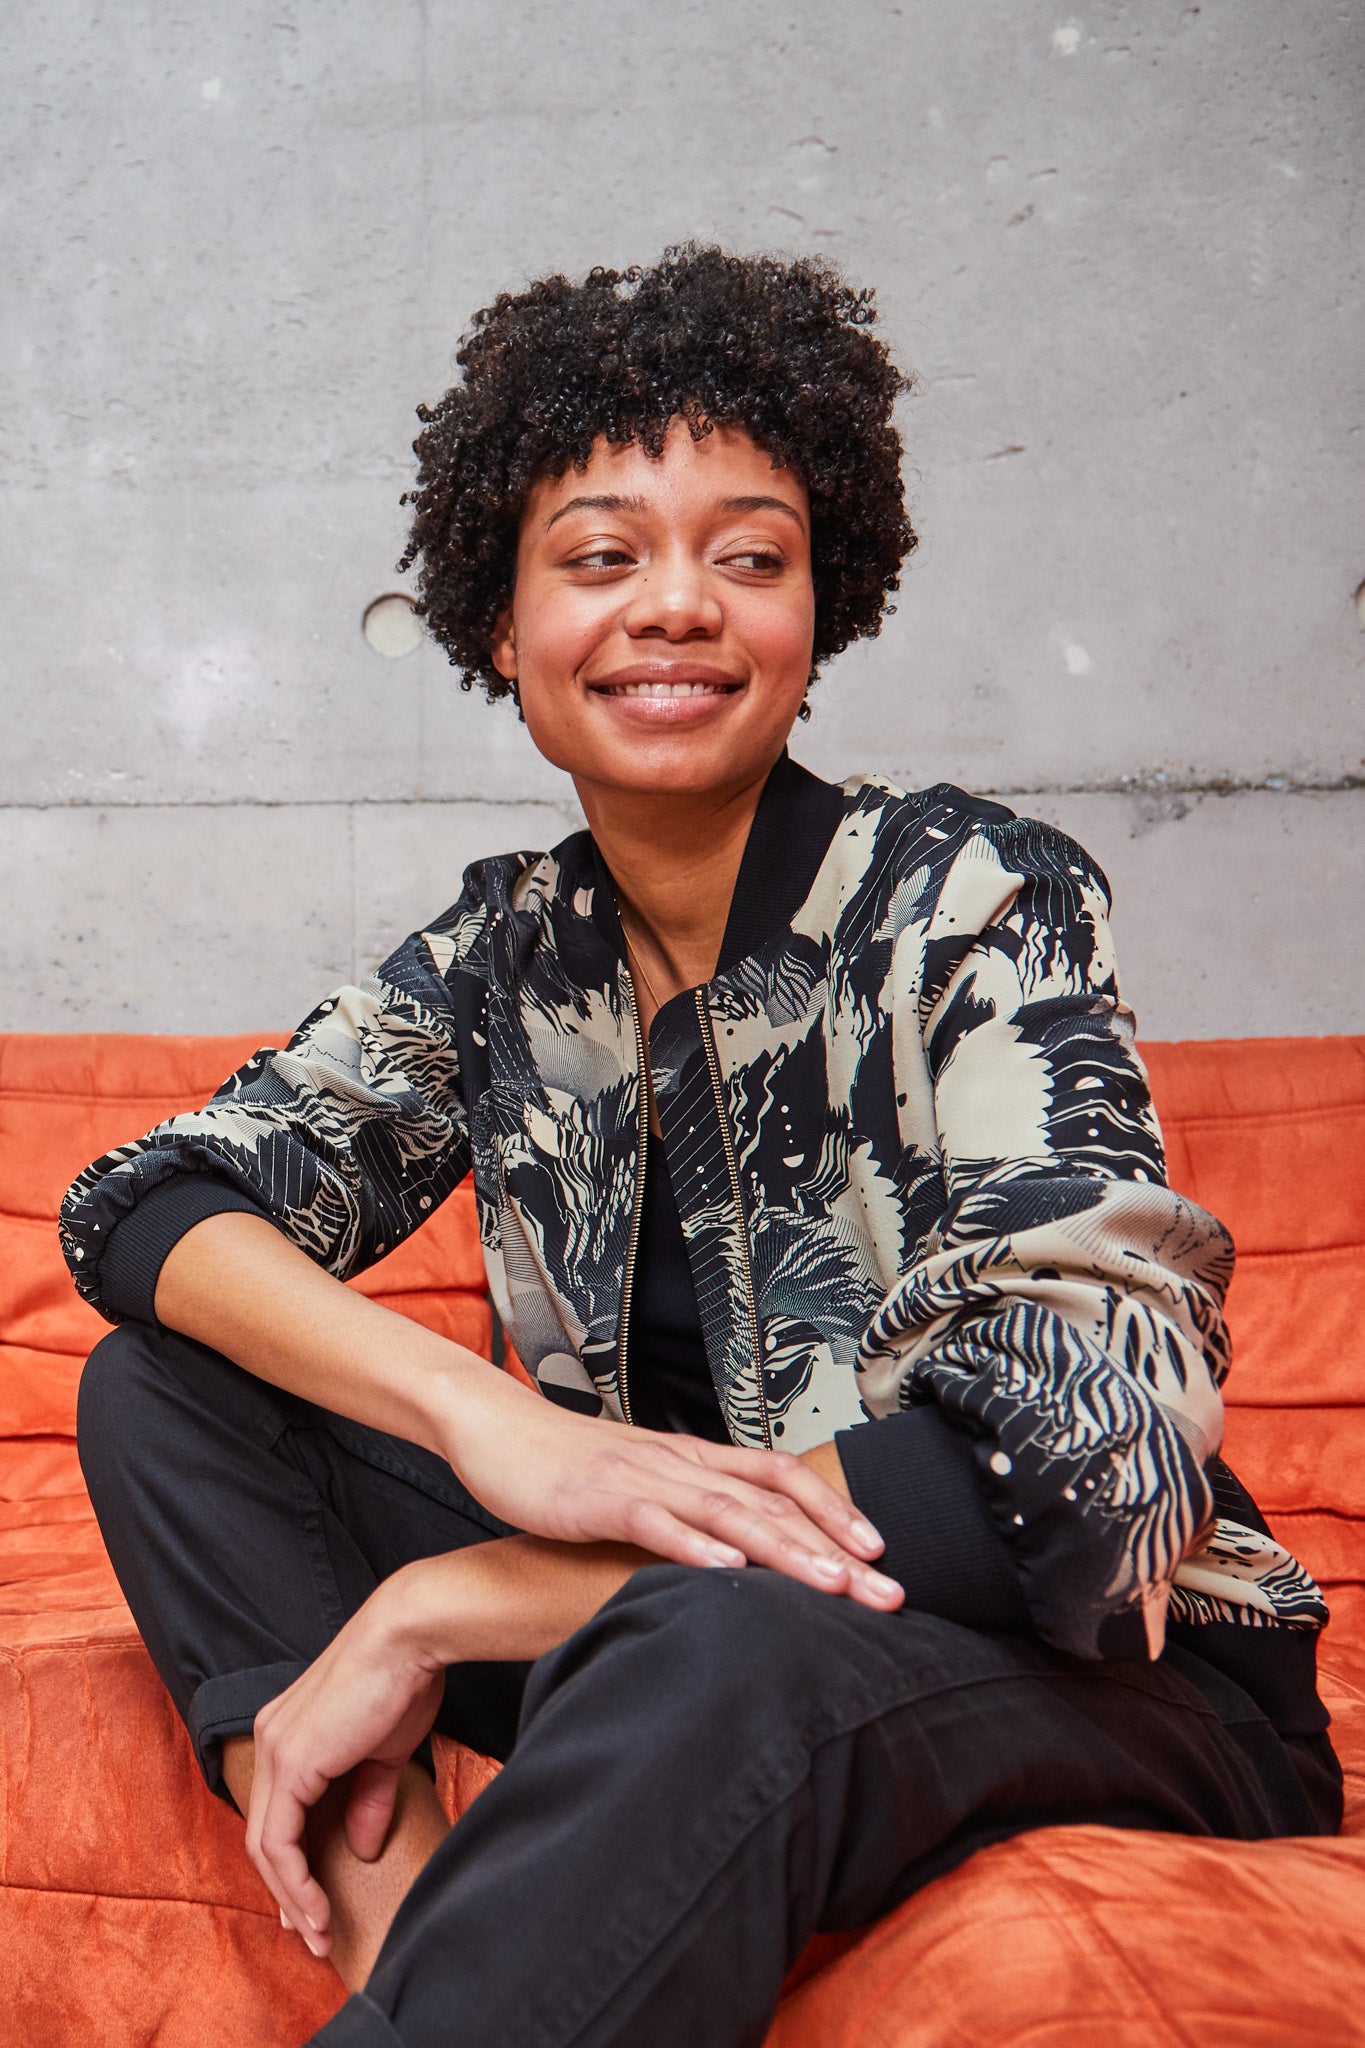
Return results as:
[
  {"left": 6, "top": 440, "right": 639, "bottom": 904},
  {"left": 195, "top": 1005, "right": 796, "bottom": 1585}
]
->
[
  {"left": 851, "top": 816, "right": 1232, "bottom": 1663},
  {"left": 59, "top": 916, "right": 476, "bottom": 1325}
]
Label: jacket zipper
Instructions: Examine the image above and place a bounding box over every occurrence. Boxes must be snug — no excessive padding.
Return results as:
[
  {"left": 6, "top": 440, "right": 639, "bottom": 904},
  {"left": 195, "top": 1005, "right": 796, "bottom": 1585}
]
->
[
  {"left": 695, "top": 989, "right": 772, "bottom": 1450},
  {"left": 616, "top": 968, "right": 648, "bottom": 1426}
]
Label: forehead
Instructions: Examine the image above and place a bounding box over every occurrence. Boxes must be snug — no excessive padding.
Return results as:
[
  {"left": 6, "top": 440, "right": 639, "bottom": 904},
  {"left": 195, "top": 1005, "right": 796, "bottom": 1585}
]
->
[{"left": 524, "top": 421, "right": 808, "bottom": 528}]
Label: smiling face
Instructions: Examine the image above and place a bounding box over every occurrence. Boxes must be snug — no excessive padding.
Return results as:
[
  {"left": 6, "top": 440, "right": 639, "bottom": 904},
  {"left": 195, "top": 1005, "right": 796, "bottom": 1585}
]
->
[{"left": 491, "top": 421, "right": 816, "bottom": 806}]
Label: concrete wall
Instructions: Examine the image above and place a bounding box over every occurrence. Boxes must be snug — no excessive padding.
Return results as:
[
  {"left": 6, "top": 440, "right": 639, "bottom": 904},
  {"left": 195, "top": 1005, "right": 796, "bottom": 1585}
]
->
[{"left": 3, "top": 0, "right": 1361, "bottom": 1042}]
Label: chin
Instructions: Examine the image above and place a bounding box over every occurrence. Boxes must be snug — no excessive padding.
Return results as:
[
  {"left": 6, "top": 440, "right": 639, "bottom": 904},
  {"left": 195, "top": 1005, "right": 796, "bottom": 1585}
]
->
[
  {"left": 527, "top": 700, "right": 794, "bottom": 798},
  {"left": 600, "top": 728, "right": 779, "bottom": 798}
]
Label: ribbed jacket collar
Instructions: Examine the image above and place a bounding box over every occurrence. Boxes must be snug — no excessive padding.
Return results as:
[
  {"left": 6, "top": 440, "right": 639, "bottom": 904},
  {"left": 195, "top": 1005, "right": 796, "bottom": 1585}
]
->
[{"left": 581, "top": 749, "right": 847, "bottom": 978}]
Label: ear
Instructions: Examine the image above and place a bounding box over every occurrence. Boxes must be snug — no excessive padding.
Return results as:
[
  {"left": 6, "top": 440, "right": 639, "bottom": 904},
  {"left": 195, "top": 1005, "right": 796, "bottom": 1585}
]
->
[{"left": 490, "top": 606, "right": 517, "bottom": 682}]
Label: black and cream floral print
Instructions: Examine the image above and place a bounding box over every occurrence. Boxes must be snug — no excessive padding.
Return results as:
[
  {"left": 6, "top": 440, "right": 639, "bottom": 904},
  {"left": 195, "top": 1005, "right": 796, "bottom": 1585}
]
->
[{"left": 61, "top": 762, "right": 1326, "bottom": 1663}]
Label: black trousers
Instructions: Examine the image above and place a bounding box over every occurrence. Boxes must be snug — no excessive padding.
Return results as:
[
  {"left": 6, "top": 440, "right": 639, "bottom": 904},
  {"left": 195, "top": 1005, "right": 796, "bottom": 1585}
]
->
[{"left": 78, "top": 1323, "right": 1341, "bottom": 2048}]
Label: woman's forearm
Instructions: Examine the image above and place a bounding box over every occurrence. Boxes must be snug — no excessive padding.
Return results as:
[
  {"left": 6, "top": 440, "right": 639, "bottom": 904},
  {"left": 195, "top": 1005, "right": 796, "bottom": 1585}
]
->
[
  {"left": 383, "top": 1455, "right": 849, "bottom": 1670},
  {"left": 154, "top": 1209, "right": 530, "bottom": 1465},
  {"left": 381, "top": 1536, "right": 658, "bottom": 1669}
]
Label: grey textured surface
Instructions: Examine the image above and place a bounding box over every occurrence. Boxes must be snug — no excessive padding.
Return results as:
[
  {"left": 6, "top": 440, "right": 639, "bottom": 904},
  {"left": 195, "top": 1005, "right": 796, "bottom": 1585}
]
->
[
  {"left": 3, "top": 785, "right": 1357, "bottom": 1043},
  {"left": 3, "top": 0, "right": 1361, "bottom": 1034}
]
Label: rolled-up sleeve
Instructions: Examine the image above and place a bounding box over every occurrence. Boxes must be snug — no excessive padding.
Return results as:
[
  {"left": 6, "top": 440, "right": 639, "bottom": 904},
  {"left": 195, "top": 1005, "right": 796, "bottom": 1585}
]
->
[{"left": 60, "top": 916, "right": 476, "bottom": 1325}]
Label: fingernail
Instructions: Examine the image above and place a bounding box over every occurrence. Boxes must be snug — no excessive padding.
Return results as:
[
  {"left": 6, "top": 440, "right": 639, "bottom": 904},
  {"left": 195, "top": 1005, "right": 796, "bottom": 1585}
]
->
[
  {"left": 851, "top": 1519, "right": 881, "bottom": 1549},
  {"left": 280, "top": 1908, "right": 289, "bottom": 1928},
  {"left": 708, "top": 1547, "right": 745, "bottom": 1568},
  {"left": 306, "top": 1936, "right": 325, "bottom": 1959},
  {"left": 305, "top": 1914, "right": 322, "bottom": 1933},
  {"left": 811, "top": 1554, "right": 845, "bottom": 1579},
  {"left": 869, "top": 1573, "right": 899, "bottom": 1598}
]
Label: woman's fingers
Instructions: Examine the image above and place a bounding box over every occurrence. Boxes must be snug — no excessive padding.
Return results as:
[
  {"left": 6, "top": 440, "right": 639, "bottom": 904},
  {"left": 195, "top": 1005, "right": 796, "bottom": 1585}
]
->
[
  {"left": 620, "top": 1496, "right": 749, "bottom": 1570},
  {"left": 677, "top": 1490, "right": 902, "bottom": 1607},
  {"left": 246, "top": 1719, "right": 332, "bottom": 1955},
  {"left": 344, "top": 1758, "right": 403, "bottom": 1863},
  {"left": 611, "top": 1474, "right": 901, "bottom": 1607},
  {"left": 237, "top": 1602, "right": 447, "bottom": 1963},
  {"left": 615, "top": 1432, "right": 883, "bottom": 1565},
  {"left": 260, "top": 1793, "right": 333, "bottom": 1954},
  {"left": 618, "top": 1492, "right": 837, "bottom": 1590},
  {"left": 697, "top": 1442, "right": 886, "bottom": 1558},
  {"left": 703, "top": 1494, "right": 901, "bottom": 1605}
]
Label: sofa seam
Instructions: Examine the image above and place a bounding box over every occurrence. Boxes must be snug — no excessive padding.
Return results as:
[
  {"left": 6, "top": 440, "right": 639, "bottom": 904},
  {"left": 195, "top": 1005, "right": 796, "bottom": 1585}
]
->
[{"left": 0, "top": 1875, "right": 281, "bottom": 1916}]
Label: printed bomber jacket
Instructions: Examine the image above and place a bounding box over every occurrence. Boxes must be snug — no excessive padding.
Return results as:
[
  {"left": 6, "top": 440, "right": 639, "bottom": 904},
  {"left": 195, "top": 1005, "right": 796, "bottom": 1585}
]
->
[{"left": 61, "top": 754, "right": 1327, "bottom": 1676}]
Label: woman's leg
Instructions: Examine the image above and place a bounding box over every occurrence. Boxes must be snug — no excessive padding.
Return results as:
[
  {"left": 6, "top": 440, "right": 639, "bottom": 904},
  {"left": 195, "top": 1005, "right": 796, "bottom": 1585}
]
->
[
  {"left": 315, "top": 1564, "right": 1337, "bottom": 2048},
  {"left": 77, "top": 1319, "right": 529, "bottom": 1983},
  {"left": 219, "top": 1739, "right": 453, "bottom": 1987}
]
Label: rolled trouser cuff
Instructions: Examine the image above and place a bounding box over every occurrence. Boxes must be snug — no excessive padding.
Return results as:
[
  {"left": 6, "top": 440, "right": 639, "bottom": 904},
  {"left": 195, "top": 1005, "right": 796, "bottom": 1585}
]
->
[
  {"left": 189, "top": 1658, "right": 440, "bottom": 1805},
  {"left": 188, "top": 1659, "right": 308, "bottom": 1798}
]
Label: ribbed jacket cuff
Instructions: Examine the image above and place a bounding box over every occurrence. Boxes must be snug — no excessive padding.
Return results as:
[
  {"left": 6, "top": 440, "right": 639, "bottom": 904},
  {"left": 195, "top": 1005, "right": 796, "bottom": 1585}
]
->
[
  {"left": 835, "top": 1406, "right": 1030, "bottom": 1631},
  {"left": 99, "top": 1175, "right": 276, "bottom": 1323}
]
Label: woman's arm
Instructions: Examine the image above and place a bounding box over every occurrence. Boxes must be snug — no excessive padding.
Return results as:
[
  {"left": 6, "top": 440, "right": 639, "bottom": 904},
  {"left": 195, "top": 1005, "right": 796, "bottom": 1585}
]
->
[
  {"left": 60, "top": 933, "right": 481, "bottom": 1308},
  {"left": 156, "top": 1208, "right": 900, "bottom": 1598},
  {"left": 851, "top": 817, "right": 1233, "bottom": 1663},
  {"left": 63, "top": 891, "right": 892, "bottom": 1595}
]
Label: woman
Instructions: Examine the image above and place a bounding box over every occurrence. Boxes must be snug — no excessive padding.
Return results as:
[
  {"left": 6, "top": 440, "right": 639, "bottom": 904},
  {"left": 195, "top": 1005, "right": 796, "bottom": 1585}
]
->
[{"left": 63, "top": 247, "right": 1339, "bottom": 2048}]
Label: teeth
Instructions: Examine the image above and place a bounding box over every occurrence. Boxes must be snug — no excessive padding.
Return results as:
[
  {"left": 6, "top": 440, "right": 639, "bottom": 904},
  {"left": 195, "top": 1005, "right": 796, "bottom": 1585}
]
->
[{"left": 607, "top": 681, "right": 729, "bottom": 696}]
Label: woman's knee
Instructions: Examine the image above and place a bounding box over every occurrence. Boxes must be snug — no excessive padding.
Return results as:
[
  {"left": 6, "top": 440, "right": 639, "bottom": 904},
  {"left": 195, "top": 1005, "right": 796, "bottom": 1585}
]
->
[
  {"left": 77, "top": 1321, "right": 164, "bottom": 1452},
  {"left": 649, "top": 1565, "right": 853, "bottom": 1695},
  {"left": 539, "top": 1564, "right": 850, "bottom": 1733},
  {"left": 77, "top": 1319, "right": 280, "bottom": 1501}
]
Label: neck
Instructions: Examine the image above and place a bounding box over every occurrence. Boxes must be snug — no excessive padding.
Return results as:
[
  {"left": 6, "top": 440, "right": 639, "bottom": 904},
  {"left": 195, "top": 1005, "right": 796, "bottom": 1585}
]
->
[{"left": 575, "top": 761, "right": 776, "bottom": 989}]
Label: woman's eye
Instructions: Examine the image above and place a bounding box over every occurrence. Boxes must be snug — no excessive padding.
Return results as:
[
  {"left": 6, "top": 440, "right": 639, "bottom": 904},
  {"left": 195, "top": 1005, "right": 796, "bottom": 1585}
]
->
[
  {"left": 724, "top": 549, "right": 784, "bottom": 573},
  {"left": 566, "top": 548, "right": 633, "bottom": 570}
]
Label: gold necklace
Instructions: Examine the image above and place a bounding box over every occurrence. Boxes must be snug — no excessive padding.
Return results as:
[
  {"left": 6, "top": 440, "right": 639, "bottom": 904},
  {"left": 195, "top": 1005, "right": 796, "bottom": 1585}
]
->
[{"left": 621, "top": 923, "right": 666, "bottom": 1011}]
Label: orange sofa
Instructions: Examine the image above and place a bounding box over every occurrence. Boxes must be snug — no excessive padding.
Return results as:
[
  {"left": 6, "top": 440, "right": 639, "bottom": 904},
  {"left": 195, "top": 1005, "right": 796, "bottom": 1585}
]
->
[{"left": 2, "top": 1031, "right": 1364, "bottom": 2048}]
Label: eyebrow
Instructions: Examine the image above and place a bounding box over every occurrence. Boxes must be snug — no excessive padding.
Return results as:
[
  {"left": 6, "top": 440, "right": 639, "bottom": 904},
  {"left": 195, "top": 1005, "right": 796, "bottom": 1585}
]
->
[
  {"left": 719, "top": 494, "right": 807, "bottom": 531},
  {"left": 543, "top": 491, "right": 807, "bottom": 533},
  {"left": 544, "top": 494, "right": 646, "bottom": 531}
]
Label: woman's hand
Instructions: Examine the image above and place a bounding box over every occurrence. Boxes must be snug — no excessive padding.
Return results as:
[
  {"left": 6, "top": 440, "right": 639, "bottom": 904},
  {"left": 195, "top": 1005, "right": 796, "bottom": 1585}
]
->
[
  {"left": 246, "top": 1533, "right": 682, "bottom": 1954},
  {"left": 442, "top": 1374, "right": 903, "bottom": 1611},
  {"left": 246, "top": 1587, "right": 444, "bottom": 1957},
  {"left": 248, "top": 1473, "right": 897, "bottom": 1956}
]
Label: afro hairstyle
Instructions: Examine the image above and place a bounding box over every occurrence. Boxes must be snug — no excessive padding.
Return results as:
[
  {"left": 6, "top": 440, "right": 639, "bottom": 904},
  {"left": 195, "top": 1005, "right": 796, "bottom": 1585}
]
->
[{"left": 399, "top": 243, "right": 916, "bottom": 705}]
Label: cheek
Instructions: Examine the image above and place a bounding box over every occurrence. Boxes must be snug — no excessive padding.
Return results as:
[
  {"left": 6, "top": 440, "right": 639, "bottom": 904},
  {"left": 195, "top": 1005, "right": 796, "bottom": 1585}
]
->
[
  {"left": 513, "top": 580, "right": 613, "bottom": 690},
  {"left": 509, "top": 584, "right": 611, "bottom": 760},
  {"left": 742, "top": 585, "right": 817, "bottom": 689}
]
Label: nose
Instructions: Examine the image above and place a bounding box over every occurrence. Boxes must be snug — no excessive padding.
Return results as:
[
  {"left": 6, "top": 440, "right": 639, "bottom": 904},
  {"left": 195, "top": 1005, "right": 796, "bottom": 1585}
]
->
[{"left": 622, "top": 546, "right": 723, "bottom": 641}]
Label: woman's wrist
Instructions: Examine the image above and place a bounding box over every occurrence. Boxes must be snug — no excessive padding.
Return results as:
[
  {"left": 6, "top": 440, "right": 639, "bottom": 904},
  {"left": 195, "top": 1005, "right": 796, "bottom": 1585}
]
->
[
  {"left": 372, "top": 1554, "right": 470, "bottom": 1674},
  {"left": 370, "top": 1544, "right": 541, "bottom": 1675},
  {"left": 418, "top": 1336, "right": 539, "bottom": 1474},
  {"left": 374, "top": 1536, "right": 653, "bottom": 1674}
]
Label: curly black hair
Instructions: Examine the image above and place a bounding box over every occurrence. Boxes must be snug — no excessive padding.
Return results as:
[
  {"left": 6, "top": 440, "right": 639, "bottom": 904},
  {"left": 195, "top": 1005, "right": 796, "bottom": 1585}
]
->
[{"left": 399, "top": 244, "right": 916, "bottom": 706}]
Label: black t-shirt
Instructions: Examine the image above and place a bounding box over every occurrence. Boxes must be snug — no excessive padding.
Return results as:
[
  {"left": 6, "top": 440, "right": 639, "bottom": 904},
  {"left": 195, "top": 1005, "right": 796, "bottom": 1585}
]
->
[{"left": 624, "top": 1143, "right": 729, "bottom": 1443}]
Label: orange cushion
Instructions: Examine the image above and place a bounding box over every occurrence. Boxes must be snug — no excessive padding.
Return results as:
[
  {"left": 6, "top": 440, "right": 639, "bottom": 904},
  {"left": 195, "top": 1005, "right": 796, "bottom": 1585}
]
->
[
  {"left": 1143, "top": 1037, "right": 1365, "bottom": 1658},
  {"left": 769, "top": 1822, "right": 1365, "bottom": 2047}
]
